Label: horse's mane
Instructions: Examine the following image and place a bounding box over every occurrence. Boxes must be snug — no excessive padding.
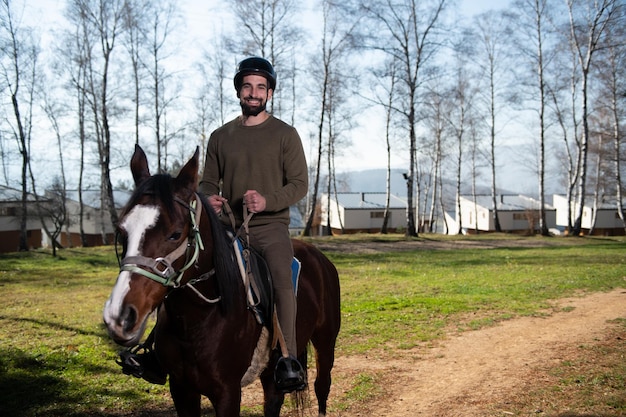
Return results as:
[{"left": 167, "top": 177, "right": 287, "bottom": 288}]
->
[
  {"left": 122, "top": 175, "right": 240, "bottom": 314},
  {"left": 198, "top": 192, "right": 240, "bottom": 314},
  {"left": 121, "top": 174, "right": 176, "bottom": 218}
]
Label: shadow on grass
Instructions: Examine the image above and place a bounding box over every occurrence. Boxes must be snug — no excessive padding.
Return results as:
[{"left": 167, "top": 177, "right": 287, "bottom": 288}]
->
[
  {"left": 0, "top": 346, "right": 170, "bottom": 417},
  {"left": 0, "top": 348, "right": 72, "bottom": 417},
  {"left": 0, "top": 314, "right": 106, "bottom": 338},
  {"left": 0, "top": 345, "right": 269, "bottom": 417}
]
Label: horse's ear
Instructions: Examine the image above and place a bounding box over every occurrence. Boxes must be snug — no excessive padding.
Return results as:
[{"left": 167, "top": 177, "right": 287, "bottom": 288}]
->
[
  {"left": 130, "top": 144, "right": 151, "bottom": 186},
  {"left": 175, "top": 147, "right": 199, "bottom": 191}
]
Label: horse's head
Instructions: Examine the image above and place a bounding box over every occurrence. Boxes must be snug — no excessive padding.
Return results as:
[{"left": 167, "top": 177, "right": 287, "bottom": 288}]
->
[{"left": 103, "top": 145, "right": 202, "bottom": 346}]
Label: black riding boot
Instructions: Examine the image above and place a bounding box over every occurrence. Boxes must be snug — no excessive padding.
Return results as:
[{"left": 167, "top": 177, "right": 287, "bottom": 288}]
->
[
  {"left": 274, "top": 354, "right": 306, "bottom": 393},
  {"left": 117, "top": 344, "right": 167, "bottom": 385}
]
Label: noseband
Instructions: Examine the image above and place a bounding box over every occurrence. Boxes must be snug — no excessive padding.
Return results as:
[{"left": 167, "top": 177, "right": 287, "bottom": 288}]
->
[{"left": 117, "top": 194, "right": 205, "bottom": 288}]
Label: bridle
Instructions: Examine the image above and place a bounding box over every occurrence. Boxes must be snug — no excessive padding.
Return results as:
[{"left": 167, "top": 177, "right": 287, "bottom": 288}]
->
[{"left": 116, "top": 194, "right": 206, "bottom": 288}]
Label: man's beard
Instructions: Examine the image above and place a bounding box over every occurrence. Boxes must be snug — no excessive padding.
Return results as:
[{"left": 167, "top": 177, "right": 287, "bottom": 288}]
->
[{"left": 240, "top": 98, "right": 267, "bottom": 117}]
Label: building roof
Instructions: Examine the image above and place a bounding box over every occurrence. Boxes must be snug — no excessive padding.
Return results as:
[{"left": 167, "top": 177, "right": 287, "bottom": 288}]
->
[
  {"left": 463, "top": 194, "right": 554, "bottom": 211},
  {"left": 65, "top": 189, "right": 133, "bottom": 210},
  {"left": 0, "top": 185, "right": 39, "bottom": 202},
  {"left": 552, "top": 193, "right": 626, "bottom": 210},
  {"left": 330, "top": 192, "right": 407, "bottom": 210}
]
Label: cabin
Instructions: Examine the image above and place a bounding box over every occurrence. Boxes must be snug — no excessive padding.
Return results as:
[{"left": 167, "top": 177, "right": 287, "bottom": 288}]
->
[
  {"left": 552, "top": 194, "right": 626, "bottom": 236},
  {"left": 49, "top": 189, "right": 133, "bottom": 247},
  {"left": 320, "top": 192, "right": 408, "bottom": 234},
  {"left": 289, "top": 205, "right": 305, "bottom": 236},
  {"left": 0, "top": 185, "right": 47, "bottom": 252},
  {"left": 459, "top": 194, "right": 556, "bottom": 234}
]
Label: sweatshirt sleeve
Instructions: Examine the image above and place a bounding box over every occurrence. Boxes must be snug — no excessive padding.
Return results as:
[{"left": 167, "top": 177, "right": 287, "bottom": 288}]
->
[
  {"left": 263, "top": 128, "right": 308, "bottom": 212},
  {"left": 198, "top": 132, "right": 221, "bottom": 196}
]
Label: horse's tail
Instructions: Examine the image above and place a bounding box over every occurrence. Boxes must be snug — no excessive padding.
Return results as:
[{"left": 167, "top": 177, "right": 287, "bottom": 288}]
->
[{"left": 290, "top": 345, "right": 312, "bottom": 415}]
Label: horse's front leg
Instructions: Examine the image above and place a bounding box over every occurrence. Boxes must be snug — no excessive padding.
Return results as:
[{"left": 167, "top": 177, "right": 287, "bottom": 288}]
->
[
  {"left": 169, "top": 379, "right": 202, "bottom": 417},
  {"left": 207, "top": 383, "right": 243, "bottom": 417}
]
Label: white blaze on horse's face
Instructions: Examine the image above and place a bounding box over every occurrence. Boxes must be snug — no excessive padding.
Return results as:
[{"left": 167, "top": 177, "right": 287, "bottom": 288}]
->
[{"left": 103, "top": 205, "right": 160, "bottom": 336}]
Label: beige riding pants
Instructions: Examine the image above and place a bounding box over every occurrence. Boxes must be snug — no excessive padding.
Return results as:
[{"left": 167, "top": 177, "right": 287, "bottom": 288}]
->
[{"left": 247, "top": 222, "right": 297, "bottom": 356}]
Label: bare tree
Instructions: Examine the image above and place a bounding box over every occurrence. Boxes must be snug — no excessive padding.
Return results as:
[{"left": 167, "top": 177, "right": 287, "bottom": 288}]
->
[
  {"left": 62, "top": 18, "right": 92, "bottom": 246},
  {"left": 0, "top": 0, "right": 39, "bottom": 251},
  {"left": 303, "top": 0, "right": 358, "bottom": 236},
  {"left": 445, "top": 35, "right": 476, "bottom": 235},
  {"left": 566, "top": 0, "right": 622, "bottom": 236},
  {"left": 422, "top": 82, "right": 447, "bottom": 233},
  {"left": 0, "top": 130, "right": 8, "bottom": 185},
  {"left": 468, "top": 117, "right": 485, "bottom": 234},
  {"left": 378, "top": 59, "right": 399, "bottom": 234},
  {"left": 513, "top": 0, "right": 556, "bottom": 236},
  {"left": 545, "top": 33, "right": 581, "bottom": 234},
  {"left": 194, "top": 42, "right": 230, "bottom": 176},
  {"left": 587, "top": 120, "right": 611, "bottom": 235},
  {"left": 361, "top": 0, "right": 450, "bottom": 237},
  {"left": 38, "top": 91, "right": 70, "bottom": 253},
  {"left": 472, "top": 10, "right": 514, "bottom": 233},
  {"left": 66, "top": 0, "right": 129, "bottom": 238},
  {"left": 122, "top": 0, "right": 149, "bottom": 145},
  {"left": 595, "top": 24, "right": 626, "bottom": 231},
  {"left": 143, "top": 0, "right": 180, "bottom": 173},
  {"left": 8, "top": 0, "right": 626, "bottom": 244}
]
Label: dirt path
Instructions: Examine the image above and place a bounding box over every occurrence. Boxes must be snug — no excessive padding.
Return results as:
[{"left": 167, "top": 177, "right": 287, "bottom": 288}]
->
[{"left": 328, "top": 288, "right": 626, "bottom": 417}]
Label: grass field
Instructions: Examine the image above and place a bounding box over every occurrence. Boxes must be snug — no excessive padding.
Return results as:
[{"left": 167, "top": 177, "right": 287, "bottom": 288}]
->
[{"left": 0, "top": 234, "right": 625, "bottom": 416}]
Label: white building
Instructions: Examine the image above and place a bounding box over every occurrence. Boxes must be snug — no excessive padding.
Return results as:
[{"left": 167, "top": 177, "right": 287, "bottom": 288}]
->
[
  {"left": 552, "top": 194, "right": 626, "bottom": 236},
  {"left": 0, "top": 185, "right": 46, "bottom": 252},
  {"left": 320, "top": 192, "right": 408, "bottom": 234},
  {"left": 44, "top": 189, "right": 132, "bottom": 248},
  {"left": 459, "top": 194, "right": 556, "bottom": 234}
]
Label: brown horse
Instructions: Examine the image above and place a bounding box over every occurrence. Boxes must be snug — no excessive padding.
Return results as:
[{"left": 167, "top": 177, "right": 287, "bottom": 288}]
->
[{"left": 103, "top": 145, "right": 341, "bottom": 417}]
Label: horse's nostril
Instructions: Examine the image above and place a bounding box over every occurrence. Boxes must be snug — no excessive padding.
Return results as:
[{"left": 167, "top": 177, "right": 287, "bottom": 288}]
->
[{"left": 123, "top": 305, "right": 138, "bottom": 333}]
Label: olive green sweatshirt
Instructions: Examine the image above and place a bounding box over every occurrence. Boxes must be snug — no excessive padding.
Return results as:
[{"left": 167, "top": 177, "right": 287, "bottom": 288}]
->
[{"left": 199, "top": 115, "right": 308, "bottom": 227}]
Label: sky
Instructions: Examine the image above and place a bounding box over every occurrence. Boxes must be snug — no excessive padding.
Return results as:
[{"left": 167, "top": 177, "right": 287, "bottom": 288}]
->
[
  {"left": 180, "top": 0, "right": 526, "bottom": 193},
  {"left": 13, "top": 0, "right": 530, "bottom": 194},
  {"left": 177, "top": 0, "right": 523, "bottom": 191}
]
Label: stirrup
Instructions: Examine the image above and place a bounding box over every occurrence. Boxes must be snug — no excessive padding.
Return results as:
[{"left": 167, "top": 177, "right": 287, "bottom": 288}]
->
[
  {"left": 116, "top": 344, "right": 167, "bottom": 385},
  {"left": 274, "top": 355, "right": 306, "bottom": 393}
]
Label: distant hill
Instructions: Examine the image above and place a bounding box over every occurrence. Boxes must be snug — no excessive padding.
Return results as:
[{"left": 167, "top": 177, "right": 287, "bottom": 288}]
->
[
  {"left": 336, "top": 169, "right": 407, "bottom": 195},
  {"left": 337, "top": 169, "right": 498, "bottom": 196}
]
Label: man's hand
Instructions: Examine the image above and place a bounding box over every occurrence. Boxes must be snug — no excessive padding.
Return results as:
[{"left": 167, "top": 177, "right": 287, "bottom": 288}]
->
[
  {"left": 243, "top": 190, "right": 266, "bottom": 213},
  {"left": 208, "top": 194, "right": 227, "bottom": 215}
]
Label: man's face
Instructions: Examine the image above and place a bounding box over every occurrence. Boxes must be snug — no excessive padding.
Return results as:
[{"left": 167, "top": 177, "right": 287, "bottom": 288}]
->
[{"left": 239, "top": 74, "right": 273, "bottom": 116}]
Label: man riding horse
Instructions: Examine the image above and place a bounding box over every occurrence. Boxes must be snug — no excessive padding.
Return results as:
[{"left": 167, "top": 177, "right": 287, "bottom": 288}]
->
[
  {"left": 199, "top": 56, "right": 308, "bottom": 392},
  {"left": 118, "top": 57, "right": 308, "bottom": 393}
]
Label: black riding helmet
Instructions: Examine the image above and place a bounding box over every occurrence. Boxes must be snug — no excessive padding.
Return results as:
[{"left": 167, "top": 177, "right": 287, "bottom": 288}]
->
[{"left": 233, "top": 57, "right": 277, "bottom": 91}]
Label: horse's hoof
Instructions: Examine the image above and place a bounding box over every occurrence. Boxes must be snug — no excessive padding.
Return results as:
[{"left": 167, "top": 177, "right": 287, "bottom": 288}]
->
[{"left": 274, "top": 355, "right": 306, "bottom": 393}]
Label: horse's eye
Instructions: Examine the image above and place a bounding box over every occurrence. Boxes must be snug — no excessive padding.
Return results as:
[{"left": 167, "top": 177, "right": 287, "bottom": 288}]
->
[{"left": 169, "top": 232, "right": 182, "bottom": 241}]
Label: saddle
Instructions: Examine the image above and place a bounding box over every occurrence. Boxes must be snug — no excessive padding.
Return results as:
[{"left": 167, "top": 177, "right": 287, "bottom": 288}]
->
[
  {"left": 228, "top": 207, "right": 306, "bottom": 392},
  {"left": 232, "top": 236, "right": 306, "bottom": 392},
  {"left": 231, "top": 234, "right": 301, "bottom": 327}
]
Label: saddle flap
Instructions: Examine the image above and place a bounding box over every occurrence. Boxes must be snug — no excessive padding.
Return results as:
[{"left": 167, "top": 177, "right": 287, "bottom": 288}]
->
[{"left": 231, "top": 235, "right": 301, "bottom": 326}]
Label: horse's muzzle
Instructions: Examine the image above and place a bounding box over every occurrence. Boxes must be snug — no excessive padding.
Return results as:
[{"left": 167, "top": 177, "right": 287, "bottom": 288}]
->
[{"left": 103, "top": 301, "right": 146, "bottom": 347}]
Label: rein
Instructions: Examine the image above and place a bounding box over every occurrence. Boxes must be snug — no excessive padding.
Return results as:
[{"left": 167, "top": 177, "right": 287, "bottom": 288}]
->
[
  {"left": 118, "top": 194, "right": 208, "bottom": 289},
  {"left": 222, "top": 200, "right": 254, "bottom": 243}
]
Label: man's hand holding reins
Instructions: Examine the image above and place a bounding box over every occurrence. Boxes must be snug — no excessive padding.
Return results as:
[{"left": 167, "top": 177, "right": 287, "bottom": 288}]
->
[
  {"left": 208, "top": 194, "right": 227, "bottom": 215},
  {"left": 243, "top": 190, "right": 266, "bottom": 213}
]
